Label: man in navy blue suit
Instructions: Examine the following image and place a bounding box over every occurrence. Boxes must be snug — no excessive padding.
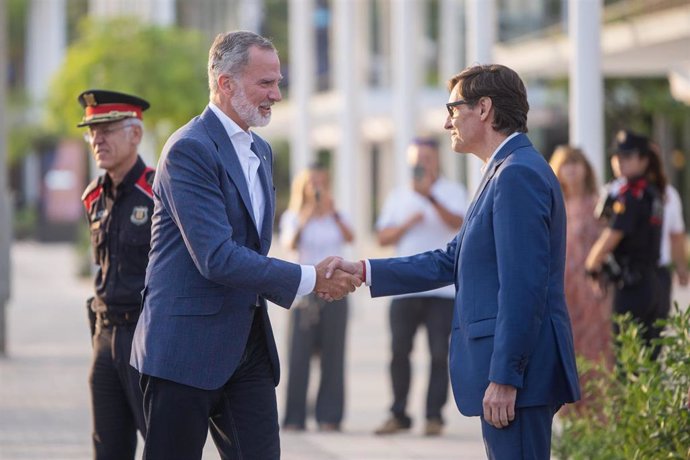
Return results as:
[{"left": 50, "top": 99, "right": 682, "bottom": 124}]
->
[
  {"left": 326, "top": 64, "right": 580, "bottom": 459},
  {"left": 130, "top": 31, "right": 360, "bottom": 460}
]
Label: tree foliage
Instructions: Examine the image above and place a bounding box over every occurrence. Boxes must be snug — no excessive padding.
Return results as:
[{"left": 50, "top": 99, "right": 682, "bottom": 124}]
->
[{"left": 47, "top": 17, "right": 209, "bottom": 151}]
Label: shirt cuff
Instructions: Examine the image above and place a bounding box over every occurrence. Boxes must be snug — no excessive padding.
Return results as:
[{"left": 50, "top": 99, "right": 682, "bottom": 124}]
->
[
  {"left": 364, "top": 259, "right": 372, "bottom": 286},
  {"left": 297, "top": 264, "right": 316, "bottom": 296}
]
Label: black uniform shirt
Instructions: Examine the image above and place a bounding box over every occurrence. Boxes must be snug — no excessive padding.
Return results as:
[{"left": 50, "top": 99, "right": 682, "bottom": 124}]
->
[
  {"left": 82, "top": 156, "right": 155, "bottom": 313},
  {"left": 609, "top": 176, "right": 663, "bottom": 271}
]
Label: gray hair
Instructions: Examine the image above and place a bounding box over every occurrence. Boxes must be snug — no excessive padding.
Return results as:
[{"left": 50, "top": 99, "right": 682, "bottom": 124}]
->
[
  {"left": 208, "top": 31, "right": 276, "bottom": 101},
  {"left": 122, "top": 118, "right": 143, "bottom": 145}
]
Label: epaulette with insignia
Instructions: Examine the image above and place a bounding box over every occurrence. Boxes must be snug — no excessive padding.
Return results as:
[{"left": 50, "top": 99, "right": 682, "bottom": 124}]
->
[
  {"left": 81, "top": 177, "right": 104, "bottom": 212},
  {"left": 135, "top": 167, "right": 155, "bottom": 199}
]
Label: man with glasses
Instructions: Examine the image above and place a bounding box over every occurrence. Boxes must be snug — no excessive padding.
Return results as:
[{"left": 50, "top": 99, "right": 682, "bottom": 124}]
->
[
  {"left": 324, "top": 64, "right": 580, "bottom": 458},
  {"left": 79, "top": 89, "right": 153, "bottom": 459}
]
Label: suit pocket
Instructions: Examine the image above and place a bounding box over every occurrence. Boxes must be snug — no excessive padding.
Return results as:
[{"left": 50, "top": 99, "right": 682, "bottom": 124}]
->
[
  {"left": 467, "top": 317, "right": 496, "bottom": 339},
  {"left": 170, "top": 295, "right": 224, "bottom": 316}
]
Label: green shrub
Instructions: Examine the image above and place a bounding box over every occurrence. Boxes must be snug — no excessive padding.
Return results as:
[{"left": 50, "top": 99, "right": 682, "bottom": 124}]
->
[{"left": 554, "top": 306, "right": 690, "bottom": 459}]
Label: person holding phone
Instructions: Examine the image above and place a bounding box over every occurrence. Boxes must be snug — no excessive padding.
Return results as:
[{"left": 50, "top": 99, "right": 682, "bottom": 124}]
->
[
  {"left": 279, "top": 163, "right": 355, "bottom": 432},
  {"left": 373, "top": 138, "right": 467, "bottom": 437}
]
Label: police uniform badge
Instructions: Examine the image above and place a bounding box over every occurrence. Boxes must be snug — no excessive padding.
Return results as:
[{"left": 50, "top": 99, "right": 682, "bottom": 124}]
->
[
  {"left": 83, "top": 92, "right": 97, "bottom": 107},
  {"left": 130, "top": 206, "right": 149, "bottom": 225},
  {"left": 613, "top": 200, "right": 625, "bottom": 215}
]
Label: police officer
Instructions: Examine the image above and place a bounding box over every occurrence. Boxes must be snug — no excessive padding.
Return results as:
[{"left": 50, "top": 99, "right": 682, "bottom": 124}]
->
[
  {"left": 586, "top": 130, "right": 666, "bottom": 355},
  {"left": 79, "top": 89, "right": 153, "bottom": 459}
]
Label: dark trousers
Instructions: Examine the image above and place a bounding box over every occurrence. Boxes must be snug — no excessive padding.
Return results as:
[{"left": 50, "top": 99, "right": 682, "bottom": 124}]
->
[
  {"left": 90, "top": 321, "right": 146, "bottom": 460},
  {"left": 480, "top": 404, "right": 561, "bottom": 460},
  {"left": 283, "top": 295, "right": 348, "bottom": 428},
  {"left": 656, "top": 265, "right": 672, "bottom": 318},
  {"left": 140, "top": 310, "right": 279, "bottom": 460},
  {"left": 388, "top": 296, "right": 454, "bottom": 423},
  {"left": 614, "top": 269, "right": 664, "bottom": 357}
]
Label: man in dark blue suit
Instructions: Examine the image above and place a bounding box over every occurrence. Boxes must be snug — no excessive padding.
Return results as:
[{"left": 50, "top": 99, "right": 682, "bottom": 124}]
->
[
  {"left": 130, "top": 31, "right": 360, "bottom": 460},
  {"left": 325, "top": 64, "right": 580, "bottom": 459}
]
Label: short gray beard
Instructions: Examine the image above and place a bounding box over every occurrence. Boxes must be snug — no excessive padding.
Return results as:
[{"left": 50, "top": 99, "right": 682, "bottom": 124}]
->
[{"left": 230, "top": 83, "right": 271, "bottom": 128}]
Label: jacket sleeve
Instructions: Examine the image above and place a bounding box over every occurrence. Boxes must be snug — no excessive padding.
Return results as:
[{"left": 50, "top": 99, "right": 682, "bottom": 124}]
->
[
  {"left": 369, "top": 237, "right": 457, "bottom": 298},
  {"left": 156, "top": 135, "right": 301, "bottom": 308}
]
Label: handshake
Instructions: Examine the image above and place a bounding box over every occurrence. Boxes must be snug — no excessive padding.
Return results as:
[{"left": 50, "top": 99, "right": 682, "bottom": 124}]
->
[{"left": 313, "top": 257, "right": 364, "bottom": 301}]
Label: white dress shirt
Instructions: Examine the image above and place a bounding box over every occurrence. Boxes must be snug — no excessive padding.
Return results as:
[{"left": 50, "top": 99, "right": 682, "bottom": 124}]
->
[
  {"left": 480, "top": 132, "right": 519, "bottom": 175},
  {"left": 209, "top": 103, "right": 315, "bottom": 295},
  {"left": 660, "top": 184, "right": 685, "bottom": 267},
  {"left": 279, "top": 210, "right": 351, "bottom": 265}
]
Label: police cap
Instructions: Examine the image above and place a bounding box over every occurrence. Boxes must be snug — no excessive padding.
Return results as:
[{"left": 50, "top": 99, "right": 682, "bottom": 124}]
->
[
  {"left": 77, "top": 89, "right": 150, "bottom": 127},
  {"left": 612, "top": 130, "right": 651, "bottom": 158}
]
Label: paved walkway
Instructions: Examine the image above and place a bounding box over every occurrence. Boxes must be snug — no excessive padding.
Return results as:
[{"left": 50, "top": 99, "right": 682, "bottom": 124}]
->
[
  {"left": 0, "top": 242, "right": 486, "bottom": 459},
  {"left": 2, "top": 242, "right": 689, "bottom": 459}
]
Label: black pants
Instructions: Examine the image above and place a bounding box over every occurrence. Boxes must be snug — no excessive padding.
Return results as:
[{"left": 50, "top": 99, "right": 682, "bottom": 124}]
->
[
  {"left": 90, "top": 320, "right": 146, "bottom": 460},
  {"left": 388, "top": 296, "right": 454, "bottom": 423},
  {"left": 656, "top": 265, "right": 672, "bottom": 318},
  {"left": 283, "top": 295, "right": 348, "bottom": 428},
  {"left": 614, "top": 269, "right": 664, "bottom": 358},
  {"left": 140, "top": 309, "right": 279, "bottom": 460}
]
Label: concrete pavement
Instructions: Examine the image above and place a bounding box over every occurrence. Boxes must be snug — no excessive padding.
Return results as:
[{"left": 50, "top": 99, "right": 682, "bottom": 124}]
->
[
  {"left": 2, "top": 242, "right": 689, "bottom": 459},
  {"left": 0, "top": 242, "right": 485, "bottom": 459}
]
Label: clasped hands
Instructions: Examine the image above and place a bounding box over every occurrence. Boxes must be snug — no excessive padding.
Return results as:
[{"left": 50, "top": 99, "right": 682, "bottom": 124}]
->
[{"left": 314, "top": 256, "right": 363, "bottom": 301}]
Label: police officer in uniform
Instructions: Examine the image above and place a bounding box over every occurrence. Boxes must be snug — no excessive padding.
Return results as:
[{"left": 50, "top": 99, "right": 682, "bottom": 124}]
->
[
  {"left": 79, "top": 89, "right": 153, "bottom": 459},
  {"left": 586, "top": 130, "right": 666, "bottom": 355}
]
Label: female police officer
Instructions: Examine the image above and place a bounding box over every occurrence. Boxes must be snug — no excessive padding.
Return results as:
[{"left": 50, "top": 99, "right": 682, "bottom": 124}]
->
[{"left": 585, "top": 130, "right": 666, "bottom": 356}]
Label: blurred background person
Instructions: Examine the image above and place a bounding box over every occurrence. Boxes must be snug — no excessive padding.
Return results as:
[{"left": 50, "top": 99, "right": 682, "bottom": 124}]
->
[
  {"left": 651, "top": 144, "right": 689, "bottom": 325},
  {"left": 279, "top": 163, "right": 354, "bottom": 432},
  {"left": 78, "top": 89, "right": 153, "bottom": 459},
  {"left": 373, "top": 138, "right": 467, "bottom": 437},
  {"left": 596, "top": 138, "right": 688, "bottom": 347},
  {"left": 550, "top": 146, "right": 612, "bottom": 412},
  {"left": 586, "top": 130, "right": 666, "bottom": 357},
  {"left": 550, "top": 146, "right": 613, "bottom": 363}
]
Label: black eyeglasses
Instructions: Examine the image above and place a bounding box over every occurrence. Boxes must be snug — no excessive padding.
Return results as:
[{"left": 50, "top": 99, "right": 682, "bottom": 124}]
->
[{"left": 446, "top": 99, "right": 471, "bottom": 118}]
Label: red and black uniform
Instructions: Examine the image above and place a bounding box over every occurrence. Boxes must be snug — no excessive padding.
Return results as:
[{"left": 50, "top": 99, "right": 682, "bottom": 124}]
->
[
  {"left": 608, "top": 176, "right": 664, "bottom": 350},
  {"left": 82, "top": 155, "right": 154, "bottom": 458},
  {"left": 84, "top": 156, "right": 154, "bottom": 317}
]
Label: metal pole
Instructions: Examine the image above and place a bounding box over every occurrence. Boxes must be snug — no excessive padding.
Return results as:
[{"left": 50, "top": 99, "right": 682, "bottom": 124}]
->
[
  {"left": 0, "top": 0, "right": 12, "bottom": 356},
  {"left": 569, "top": 0, "right": 604, "bottom": 184},
  {"left": 465, "top": 0, "right": 495, "bottom": 195},
  {"left": 288, "top": 0, "right": 315, "bottom": 177},
  {"left": 391, "top": 0, "right": 419, "bottom": 187}
]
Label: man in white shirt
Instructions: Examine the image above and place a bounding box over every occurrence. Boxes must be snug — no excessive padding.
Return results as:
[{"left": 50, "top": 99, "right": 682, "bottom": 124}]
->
[
  {"left": 657, "top": 184, "right": 689, "bottom": 316},
  {"left": 373, "top": 138, "right": 467, "bottom": 437}
]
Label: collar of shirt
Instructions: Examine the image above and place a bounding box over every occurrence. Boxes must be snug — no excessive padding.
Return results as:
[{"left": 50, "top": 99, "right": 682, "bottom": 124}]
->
[
  {"left": 104, "top": 155, "right": 146, "bottom": 196},
  {"left": 208, "top": 102, "right": 265, "bottom": 232},
  {"left": 480, "top": 132, "right": 520, "bottom": 175},
  {"left": 209, "top": 102, "right": 257, "bottom": 170}
]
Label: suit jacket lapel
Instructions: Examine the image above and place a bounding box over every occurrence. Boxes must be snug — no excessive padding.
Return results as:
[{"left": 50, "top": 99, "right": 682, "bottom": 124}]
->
[
  {"left": 200, "top": 107, "right": 258, "bottom": 232},
  {"left": 452, "top": 160, "right": 500, "bottom": 275},
  {"left": 452, "top": 133, "right": 532, "bottom": 278}
]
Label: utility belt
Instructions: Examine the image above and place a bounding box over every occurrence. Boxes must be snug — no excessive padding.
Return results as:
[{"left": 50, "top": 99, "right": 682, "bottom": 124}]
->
[
  {"left": 95, "top": 309, "right": 140, "bottom": 328},
  {"left": 602, "top": 256, "right": 652, "bottom": 288}
]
